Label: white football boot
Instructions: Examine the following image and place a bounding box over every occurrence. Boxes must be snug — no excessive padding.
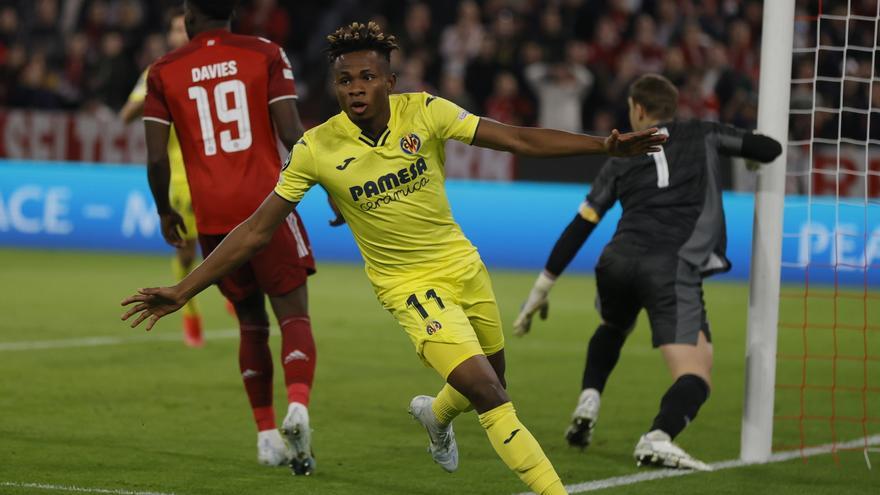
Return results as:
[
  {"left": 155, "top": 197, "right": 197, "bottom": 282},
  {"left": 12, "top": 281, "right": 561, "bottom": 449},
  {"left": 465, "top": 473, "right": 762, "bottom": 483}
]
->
[
  {"left": 633, "top": 430, "right": 713, "bottom": 471},
  {"left": 256, "top": 429, "right": 290, "bottom": 466},
  {"left": 565, "top": 388, "right": 600, "bottom": 448},
  {"left": 408, "top": 395, "right": 459, "bottom": 473},
  {"left": 281, "top": 402, "right": 316, "bottom": 475}
]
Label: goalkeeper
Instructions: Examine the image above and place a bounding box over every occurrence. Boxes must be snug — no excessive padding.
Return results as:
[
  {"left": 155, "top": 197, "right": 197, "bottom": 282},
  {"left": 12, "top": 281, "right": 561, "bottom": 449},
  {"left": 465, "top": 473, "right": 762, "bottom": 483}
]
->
[{"left": 514, "top": 74, "right": 782, "bottom": 471}]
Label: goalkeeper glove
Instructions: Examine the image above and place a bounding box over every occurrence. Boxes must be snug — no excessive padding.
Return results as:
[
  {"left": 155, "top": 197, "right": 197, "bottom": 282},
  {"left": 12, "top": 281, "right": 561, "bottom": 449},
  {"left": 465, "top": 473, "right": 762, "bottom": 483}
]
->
[{"left": 513, "top": 271, "right": 556, "bottom": 337}]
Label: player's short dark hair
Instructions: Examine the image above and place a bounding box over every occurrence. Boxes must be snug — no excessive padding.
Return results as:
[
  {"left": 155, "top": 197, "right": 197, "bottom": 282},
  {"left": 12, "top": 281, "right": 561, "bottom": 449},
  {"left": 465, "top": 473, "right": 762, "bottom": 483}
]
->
[
  {"left": 186, "top": 0, "right": 237, "bottom": 21},
  {"left": 628, "top": 74, "right": 679, "bottom": 121},
  {"left": 325, "top": 21, "right": 399, "bottom": 63}
]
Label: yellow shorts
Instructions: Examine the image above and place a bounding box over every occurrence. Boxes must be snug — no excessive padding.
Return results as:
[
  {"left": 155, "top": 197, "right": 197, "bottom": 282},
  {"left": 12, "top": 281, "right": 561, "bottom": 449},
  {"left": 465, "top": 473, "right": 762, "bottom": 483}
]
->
[
  {"left": 371, "top": 258, "right": 505, "bottom": 379},
  {"left": 169, "top": 183, "right": 198, "bottom": 242}
]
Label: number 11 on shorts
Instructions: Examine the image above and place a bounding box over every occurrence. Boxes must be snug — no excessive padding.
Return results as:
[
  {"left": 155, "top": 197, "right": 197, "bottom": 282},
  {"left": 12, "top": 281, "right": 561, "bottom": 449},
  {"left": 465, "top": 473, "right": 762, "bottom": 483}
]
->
[{"left": 406, "top": 289, "right": 445, "bottom": 319}]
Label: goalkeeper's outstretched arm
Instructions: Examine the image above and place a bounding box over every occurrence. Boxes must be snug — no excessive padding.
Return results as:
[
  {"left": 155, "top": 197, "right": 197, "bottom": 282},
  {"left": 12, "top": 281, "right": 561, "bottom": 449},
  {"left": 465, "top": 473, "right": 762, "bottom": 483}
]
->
[
  {"left": 711, "top": 122, "right": 783, "bottom": 163},
  {"left": 739, "top": 133, "right": 783, "bottom": 163}
]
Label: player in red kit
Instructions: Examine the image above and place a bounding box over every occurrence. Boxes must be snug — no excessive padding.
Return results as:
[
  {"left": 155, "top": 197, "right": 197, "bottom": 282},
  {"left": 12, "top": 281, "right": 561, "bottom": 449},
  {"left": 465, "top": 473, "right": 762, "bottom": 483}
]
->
[{"left": 142, "top": 0, "right": 317, "bottom": 474}]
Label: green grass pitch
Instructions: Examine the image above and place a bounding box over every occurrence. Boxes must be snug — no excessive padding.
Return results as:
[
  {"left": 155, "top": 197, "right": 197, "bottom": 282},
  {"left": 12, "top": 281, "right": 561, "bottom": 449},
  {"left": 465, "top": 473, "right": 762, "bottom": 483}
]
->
[{"left": 0, "top": 248, "right": 876, "bottom": 494}]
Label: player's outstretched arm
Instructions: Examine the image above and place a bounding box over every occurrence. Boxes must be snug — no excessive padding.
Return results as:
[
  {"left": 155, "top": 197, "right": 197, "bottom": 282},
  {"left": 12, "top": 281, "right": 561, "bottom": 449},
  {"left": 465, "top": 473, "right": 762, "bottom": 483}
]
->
[
  {"left": 513, "top": 209, "right": 600, "bottom": 336},
  {"left": 472, "top": 118, "right": 666, "bottom": 158},
  {"left": 121, "top": 193, "right": 296, "bottom": 331}
]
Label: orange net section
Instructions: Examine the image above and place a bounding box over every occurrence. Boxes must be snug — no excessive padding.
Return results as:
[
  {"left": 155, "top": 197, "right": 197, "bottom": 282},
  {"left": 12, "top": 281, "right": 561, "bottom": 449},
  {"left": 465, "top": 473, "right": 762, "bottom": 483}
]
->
[{"left": 776, "top": 0, "right": 880, "bottom": 460}]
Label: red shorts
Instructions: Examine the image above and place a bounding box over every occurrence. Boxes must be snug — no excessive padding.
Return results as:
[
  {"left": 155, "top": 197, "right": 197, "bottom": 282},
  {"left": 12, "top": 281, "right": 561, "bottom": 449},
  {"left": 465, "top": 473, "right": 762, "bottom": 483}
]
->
[{"left": 198, "top": 212, "right": 316, "bottom": 302}]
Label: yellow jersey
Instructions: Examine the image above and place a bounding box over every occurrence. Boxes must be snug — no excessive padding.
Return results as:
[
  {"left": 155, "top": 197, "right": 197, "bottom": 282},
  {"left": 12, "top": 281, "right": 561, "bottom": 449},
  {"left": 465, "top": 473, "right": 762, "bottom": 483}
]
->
[
  {"left": 275, "top": 93, "right": 482, "bottom": 283},
  {"left": 128, "top": 68, "right": 188, "bottom": 190}
]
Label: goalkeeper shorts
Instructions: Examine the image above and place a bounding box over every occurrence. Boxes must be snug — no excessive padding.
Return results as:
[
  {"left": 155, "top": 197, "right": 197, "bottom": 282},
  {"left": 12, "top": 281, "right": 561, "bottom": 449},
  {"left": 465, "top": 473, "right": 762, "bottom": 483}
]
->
[{"left": 595, "top": 245, "right": 711, "bottom": 348}]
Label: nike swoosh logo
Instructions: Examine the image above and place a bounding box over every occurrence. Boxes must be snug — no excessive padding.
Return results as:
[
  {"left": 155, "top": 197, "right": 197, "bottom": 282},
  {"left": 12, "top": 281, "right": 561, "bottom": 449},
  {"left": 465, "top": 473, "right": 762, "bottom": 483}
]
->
[
  {"left": 503, "top": 429, "right": 520, "bottom": 444},
  {"left": 336, "top": 157, "right": 356, "bottom": 171}
]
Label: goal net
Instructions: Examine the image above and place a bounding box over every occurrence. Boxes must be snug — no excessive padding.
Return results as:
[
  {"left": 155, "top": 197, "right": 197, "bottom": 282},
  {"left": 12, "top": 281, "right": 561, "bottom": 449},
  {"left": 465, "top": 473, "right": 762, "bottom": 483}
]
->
[{"left": 773, "top": 0, "right": 879, "bottom": 462}]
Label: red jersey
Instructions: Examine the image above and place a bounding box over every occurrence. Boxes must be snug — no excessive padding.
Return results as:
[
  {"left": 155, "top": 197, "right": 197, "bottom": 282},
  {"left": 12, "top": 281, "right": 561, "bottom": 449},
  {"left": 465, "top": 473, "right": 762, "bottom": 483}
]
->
[{"left": 144, "top": 29, "right": 297, "bottom": 234}]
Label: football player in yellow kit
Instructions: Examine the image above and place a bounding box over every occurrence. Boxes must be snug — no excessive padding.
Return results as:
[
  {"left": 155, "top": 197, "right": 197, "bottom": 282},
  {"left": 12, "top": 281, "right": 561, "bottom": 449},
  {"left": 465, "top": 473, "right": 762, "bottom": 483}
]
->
[
  {"left": 120, "top": 8, "right": 203, "bottom": 347},
  {"left": 122, "top": 21, "right": 665, "bottom": 493}
]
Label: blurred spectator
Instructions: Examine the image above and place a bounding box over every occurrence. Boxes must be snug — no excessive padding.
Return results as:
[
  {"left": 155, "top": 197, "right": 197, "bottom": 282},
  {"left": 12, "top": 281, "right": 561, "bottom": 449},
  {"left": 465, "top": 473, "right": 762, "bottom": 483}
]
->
[
  {"left": 138, "top": 33, "right": 166, "bottom": 71},
  {"left": 117, "top": 0, "right": 146, "bottom": 49},
  {"left": 0, "top": 0, "right": 869, "bottom": 139},
  {"left": 587, "top": 16, "right": 621, "bottom": 75},
  {"left": 439, "top": 0, "right": 484, "bottom": 77},
  {"left": 525, "top": 41, "right": 593, "bottom": 132},
  {"left": 83, "top": 0, "right": 110, "bottom": 46},
  {"left": 485, "top": 71, "right": 533, "bottom": 126},
  {"left": 489, "top": 9, "right": 520, "bottom": 69},
  {"left": 8, "top": 51, "right": 62, "bottom": 108},
  {"left": 439, "top": 71, "right": 477, "bottom": 113},
  {"left": 0, "top": 6, "right": 21, "bottom": 51},
  {"left": 28, "top": 0, "right": 64, "bottom": 65},
  {"left": 601, "top": 47, "right": 640, "bottom": 110},
  {"left": 56, "top": 31, "right": 91, "bottom": 105},
  {"left": 654, "top": 0, "right": 682, "bottom": 46},
  {"left": 726, "top": 19, "right": 757, "bottom": 82},
  {"left": 590, "top": 107, "right": 617, "bottom": 135},
  {"left": 237, "top": 0, "right": 291, "bottom": 46},
  {"left": 626, "top": 15, "right": 664, "bottom": 74},
  {"left": 397, "top": 2, "right": 441, "bottom": 89},
  {"left": 398, "top": 2, "right": 436, "bottom": 60},
  {"left": 465, "top": 37, "right": 503, "bottom": 112},
  {"left": 534, "top": 6, "right": 566, "bottom": 62},
  {"left": 0, "top": 42, "right": 25, "bottom": 104},
  {"left": 606, "top": 0, "right": 637, "bottom": 32},
  {"left": 696, "top": 0, "right": 726, "bottom": 40},
  {"left": 677, "top": 69, "right": 719, "bottom": 121},
  {"left": 662, "top": 46, "right": 687, "bottom": 87},
  {"left": 679, "top": 21, "right": 708, "bottom": 69},
  {"left": 88, "top": 31, "right": 138, "bottom": 110},
  {"left": 395, "top": 56, "right": 436, "bottom": 94},
  {"left": 741, "top": 1, "right": 764, "bottom": 38}
]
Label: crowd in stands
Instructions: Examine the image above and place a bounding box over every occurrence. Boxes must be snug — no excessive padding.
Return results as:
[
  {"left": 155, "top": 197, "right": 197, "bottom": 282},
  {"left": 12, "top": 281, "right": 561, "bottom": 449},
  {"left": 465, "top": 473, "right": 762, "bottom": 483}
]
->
[{"left": 0, "top": 0, "right": 875, "bottom": 138}]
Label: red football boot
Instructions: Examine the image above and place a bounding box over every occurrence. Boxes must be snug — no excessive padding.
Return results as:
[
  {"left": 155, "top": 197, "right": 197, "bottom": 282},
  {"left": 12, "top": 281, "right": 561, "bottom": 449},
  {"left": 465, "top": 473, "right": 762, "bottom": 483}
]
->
[{"left": 183, "top": 314, "right": 204, "bottom": 347}]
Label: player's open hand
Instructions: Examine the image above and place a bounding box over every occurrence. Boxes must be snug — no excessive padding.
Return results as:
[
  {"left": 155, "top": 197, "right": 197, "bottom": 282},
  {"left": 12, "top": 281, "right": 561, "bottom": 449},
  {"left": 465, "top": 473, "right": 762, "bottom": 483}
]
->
[
  {"left": 121, "top": 287, "right": 185, "bottom": 331},
  {"left": 604, "top": 128, "right": 667, "bottom": 157},
  {"left": 160, "top": 210, "right": 187, "bottom": 248}
]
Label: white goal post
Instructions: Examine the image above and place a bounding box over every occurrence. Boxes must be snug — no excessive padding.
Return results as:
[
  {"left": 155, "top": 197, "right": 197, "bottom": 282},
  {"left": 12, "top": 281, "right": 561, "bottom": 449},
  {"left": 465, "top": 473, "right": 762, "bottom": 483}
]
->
[{"left": 741, "top": 0, "right": 796, "bottom": 462}]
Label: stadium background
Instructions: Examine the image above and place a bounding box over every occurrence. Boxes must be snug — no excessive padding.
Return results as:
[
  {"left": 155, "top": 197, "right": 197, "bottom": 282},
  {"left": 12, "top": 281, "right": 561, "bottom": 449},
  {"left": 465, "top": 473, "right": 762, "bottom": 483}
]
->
[
  {"left": 0, "top": 1, "right": 877, "bottom": 494},
  {"left": 4, "top": 0, "right": 868, "bottom": 185}
]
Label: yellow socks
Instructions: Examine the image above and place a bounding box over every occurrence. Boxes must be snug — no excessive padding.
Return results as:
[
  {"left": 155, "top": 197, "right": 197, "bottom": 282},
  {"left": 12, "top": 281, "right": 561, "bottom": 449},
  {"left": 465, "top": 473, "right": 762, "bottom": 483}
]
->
[
  {"left": 172, "top": 256, "right": 200, "bottom": 317},
  {"left": 432, "top": 384, "right": 473, "bottom": 425},
  {"left": 478, "top": 402, "right": 567, "bottom": 495}
]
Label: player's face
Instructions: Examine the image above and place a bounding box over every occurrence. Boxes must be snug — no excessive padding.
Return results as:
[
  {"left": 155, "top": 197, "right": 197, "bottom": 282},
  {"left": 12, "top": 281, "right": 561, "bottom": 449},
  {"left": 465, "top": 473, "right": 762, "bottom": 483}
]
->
[
  {"left": 167, "top": 15, "right": 188, "bottom": 50},
  {"left": 333, "top": 50, "right": 396, "bottom": 126}
]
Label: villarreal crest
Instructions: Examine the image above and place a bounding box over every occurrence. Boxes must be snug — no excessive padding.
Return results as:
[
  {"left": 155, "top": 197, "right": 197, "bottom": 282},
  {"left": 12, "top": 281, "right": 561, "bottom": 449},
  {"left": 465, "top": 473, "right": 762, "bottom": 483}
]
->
[{"left": 400, "top": 133, "right": 422, "bottom": 155}]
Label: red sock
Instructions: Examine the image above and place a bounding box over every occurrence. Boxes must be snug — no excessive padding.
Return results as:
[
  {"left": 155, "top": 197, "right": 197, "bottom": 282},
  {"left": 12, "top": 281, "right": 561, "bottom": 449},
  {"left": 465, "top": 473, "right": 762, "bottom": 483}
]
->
[
  {"left": 279, "top": 315, "right": 316, "bottom": 406},
  {"left": 239, "top": 323, "right": 275, "bottom": 431}
]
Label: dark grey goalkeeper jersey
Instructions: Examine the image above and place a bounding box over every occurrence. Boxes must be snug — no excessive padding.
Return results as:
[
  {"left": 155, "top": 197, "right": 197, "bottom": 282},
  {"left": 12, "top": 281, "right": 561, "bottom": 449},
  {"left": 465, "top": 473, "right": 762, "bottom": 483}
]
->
[{"left": 586, "top": 120, "right": 749, "bottom": 276}]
